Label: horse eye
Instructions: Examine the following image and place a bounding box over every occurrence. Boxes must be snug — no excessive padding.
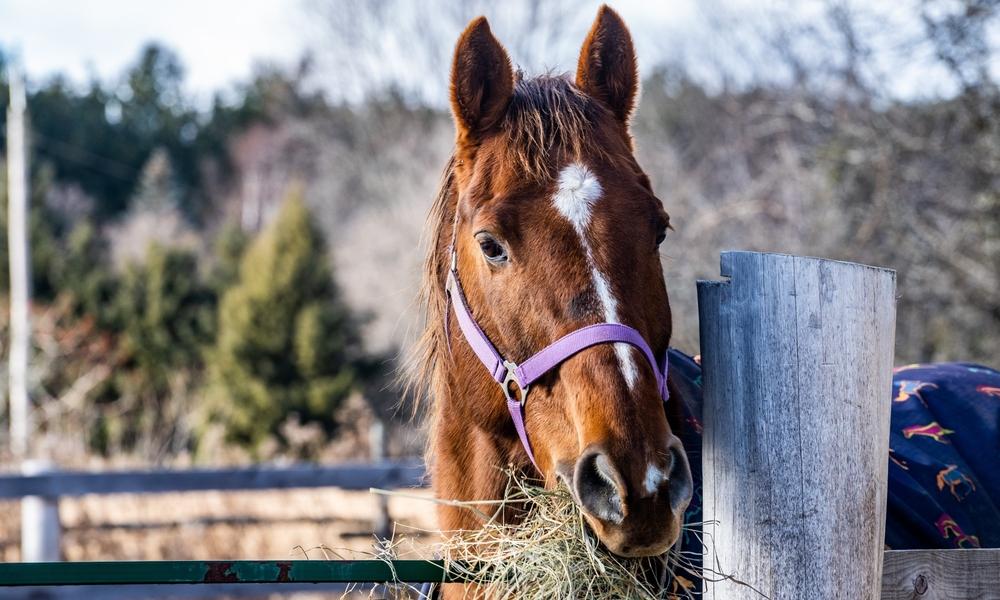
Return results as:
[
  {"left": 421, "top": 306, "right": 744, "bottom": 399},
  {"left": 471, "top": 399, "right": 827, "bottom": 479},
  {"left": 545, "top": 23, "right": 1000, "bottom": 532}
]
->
[
  {"left": 476, "top": 233, "right": 508, "bottom": 263},
  {"left": 655, "top": 227, "right": 668, "bottom": 248}
]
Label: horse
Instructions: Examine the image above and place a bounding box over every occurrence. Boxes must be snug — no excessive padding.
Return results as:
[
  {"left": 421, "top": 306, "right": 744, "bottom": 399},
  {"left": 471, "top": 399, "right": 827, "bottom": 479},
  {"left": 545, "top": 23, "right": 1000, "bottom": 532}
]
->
[{"left": 410, "top": 5, "right": 693, "bottom": 598}]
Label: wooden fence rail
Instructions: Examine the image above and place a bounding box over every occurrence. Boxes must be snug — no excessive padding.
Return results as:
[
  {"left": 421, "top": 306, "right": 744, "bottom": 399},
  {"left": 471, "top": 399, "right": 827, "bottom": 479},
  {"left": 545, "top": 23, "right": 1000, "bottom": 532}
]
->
[{"left": 0, "top": 459, "right": 425, "bottom": 499}]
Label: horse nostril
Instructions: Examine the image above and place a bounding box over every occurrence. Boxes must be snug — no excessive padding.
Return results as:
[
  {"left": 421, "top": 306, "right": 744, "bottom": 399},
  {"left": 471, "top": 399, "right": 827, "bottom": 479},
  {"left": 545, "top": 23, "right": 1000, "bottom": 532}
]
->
[
  {"left": 666, "top": 439, "right": 693, "bottom": 513},
  {"left": 573, "top": 448, "right": 626, "bottom": 525}
]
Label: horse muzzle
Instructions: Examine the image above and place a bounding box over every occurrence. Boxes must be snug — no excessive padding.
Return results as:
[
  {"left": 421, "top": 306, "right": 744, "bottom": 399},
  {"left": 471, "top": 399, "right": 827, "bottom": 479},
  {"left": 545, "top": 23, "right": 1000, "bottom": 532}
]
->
[{"left": 557, "top": 436, "right": 693, "bottom": 557}]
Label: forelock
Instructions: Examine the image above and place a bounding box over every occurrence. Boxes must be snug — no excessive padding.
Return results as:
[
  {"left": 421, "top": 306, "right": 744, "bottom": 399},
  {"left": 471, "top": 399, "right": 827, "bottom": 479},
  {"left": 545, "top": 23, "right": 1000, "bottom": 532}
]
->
[{"left": 500, "top": 74, "right": 611, "bottom": 180}]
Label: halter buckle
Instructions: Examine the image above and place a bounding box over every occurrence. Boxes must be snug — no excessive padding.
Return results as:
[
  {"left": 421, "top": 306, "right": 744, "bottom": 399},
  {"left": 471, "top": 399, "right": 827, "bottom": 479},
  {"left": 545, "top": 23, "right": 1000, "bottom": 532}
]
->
[{"left": 501, "top": 360, "right": 529, "bottom": 406}]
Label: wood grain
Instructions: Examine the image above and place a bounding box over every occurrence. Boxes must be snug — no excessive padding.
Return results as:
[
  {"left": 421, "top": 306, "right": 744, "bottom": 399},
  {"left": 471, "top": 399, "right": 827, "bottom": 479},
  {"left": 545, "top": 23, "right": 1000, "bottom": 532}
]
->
[
  {"left": 882, "top": 549, "right": 1000, "bottom": 600},
  {"left": 697, "top": 252, "right": 897, "bottom": 600}
]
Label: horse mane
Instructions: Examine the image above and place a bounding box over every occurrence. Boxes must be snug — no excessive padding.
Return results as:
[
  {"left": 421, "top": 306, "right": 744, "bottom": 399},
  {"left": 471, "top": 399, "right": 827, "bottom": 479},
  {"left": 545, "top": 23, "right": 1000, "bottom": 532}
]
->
[
  {"left": 404, "top": 73, "right": 610, "bottom": 440},
  {"left": 403, "top": 153, "right": 456, "bottom": 420}
]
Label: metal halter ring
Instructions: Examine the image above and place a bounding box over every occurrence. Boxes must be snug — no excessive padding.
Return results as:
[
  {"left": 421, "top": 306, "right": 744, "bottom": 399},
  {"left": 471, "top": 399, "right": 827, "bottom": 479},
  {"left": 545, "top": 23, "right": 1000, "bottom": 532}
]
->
[{"left": 501, "top": 360, "right": 529, "bottom": 406}]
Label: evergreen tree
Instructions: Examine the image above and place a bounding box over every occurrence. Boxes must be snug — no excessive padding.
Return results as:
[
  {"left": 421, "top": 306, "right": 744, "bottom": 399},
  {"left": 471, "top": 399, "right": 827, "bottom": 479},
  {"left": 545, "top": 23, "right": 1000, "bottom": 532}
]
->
[
  {"left": 57, "top": 222, "right": 119, "bottom": 328},
  {"left": 0, "top": 163, "right": 67, "bottom": 300},
  {"left": 207, "top": 191, "right": 365, "bottom": 451},
  {"left": 95, "top": 243, "right": 215, "bottom": 454},
  {"left": 208, "top": 222, "right": 248, "bottom": 293},
  {"left": 130, "top": 147, "right": 181, "bottom": 212},
  {"left": 116, "top": 244, "right": 215, "bottom": 388}
]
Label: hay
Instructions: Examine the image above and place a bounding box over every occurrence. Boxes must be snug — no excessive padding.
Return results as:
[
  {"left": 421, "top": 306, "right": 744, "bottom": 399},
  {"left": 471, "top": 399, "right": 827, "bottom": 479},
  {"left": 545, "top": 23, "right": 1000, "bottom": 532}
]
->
[{"left": 373, "top": 470, "right": 702, "bottom": 600}]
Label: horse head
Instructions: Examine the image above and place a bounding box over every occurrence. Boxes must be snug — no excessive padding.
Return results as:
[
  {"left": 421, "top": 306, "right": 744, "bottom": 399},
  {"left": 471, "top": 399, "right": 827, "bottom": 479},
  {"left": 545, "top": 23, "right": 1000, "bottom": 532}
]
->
[{"left": 422, "top": 5, "right": 692, "bottom": 558}]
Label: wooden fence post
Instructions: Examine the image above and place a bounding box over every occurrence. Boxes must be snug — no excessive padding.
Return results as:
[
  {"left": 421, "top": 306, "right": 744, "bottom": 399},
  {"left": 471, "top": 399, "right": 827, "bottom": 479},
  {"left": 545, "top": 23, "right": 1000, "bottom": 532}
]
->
[
  {"left": 20, "top": 460, "right": 61, "bottom": 562},
  {"left": 697, "top": 252, "right": 896, "bottom": 599}
]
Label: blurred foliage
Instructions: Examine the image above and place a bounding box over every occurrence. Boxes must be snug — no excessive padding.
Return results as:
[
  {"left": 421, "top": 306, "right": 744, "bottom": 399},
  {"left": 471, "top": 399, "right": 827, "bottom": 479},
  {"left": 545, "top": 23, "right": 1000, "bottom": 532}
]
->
[
  {"left": 2, "top": 44, "right": 377, "bottom": 458},
  {"left": 115, "top": 245, "right": 215, "bottom": 399},
  {"left": 633, "top": 62, "right": 998, "bottom": 362},
  {"left": 130, "top": 147, "right": 181, "bottom": 212},
  {"left": 0, "top": 164, "right": 100, "bottom": 303},
  {"left": 89, "top": 244, "right": 216, "bottom": 455},
  {"left": 55, "top": 222, "right": 119, "bottom": 327},
  {"left": 208, "top": 222, "right": 249, "bottom": 292},
  {"left": 0, "top": 44, "right": 282, "bottom": 223},
  {"left": 205, "top": 192, "right": 368, "bottom": 454},
  {"left": 0, "top": 2, "right": 996, "bottom": 462}
]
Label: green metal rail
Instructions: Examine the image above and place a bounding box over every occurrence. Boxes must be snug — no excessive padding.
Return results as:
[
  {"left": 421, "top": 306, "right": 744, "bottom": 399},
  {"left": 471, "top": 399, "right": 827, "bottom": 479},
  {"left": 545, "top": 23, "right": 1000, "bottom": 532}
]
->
[{"left": 0, "top": 560, "right": 452, "bottom": 586}]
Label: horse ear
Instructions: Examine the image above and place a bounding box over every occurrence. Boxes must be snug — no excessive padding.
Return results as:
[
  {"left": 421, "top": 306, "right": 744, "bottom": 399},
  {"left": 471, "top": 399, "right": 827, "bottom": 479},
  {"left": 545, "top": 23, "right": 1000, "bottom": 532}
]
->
[
  {"left": 575, "top": 5, "right": 638, "bottom": 124},
  {"left": 450, "top": 17, "right": 514, "bottom": 144}
]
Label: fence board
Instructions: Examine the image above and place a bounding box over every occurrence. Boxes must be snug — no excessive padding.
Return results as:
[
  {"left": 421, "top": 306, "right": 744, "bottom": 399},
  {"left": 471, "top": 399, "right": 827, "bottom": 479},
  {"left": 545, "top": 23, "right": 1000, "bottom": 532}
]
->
[
  {"left": 881, "top": 548, "right": 1000, "bottom": 600},
  {"left": 0, "top": 460, "right": 425, "bottom": 499}
]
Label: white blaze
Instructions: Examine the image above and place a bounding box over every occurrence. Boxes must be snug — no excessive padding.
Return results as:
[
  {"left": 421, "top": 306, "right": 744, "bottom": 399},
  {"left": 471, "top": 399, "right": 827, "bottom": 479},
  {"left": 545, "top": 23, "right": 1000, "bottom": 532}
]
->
[{"left": 552, "top": 162, "right": 639, "bottom": 389}]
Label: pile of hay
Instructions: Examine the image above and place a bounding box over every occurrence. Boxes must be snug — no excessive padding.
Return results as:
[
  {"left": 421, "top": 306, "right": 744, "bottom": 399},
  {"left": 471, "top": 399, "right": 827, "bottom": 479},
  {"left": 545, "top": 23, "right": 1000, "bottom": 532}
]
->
[{"left": 406, "top": 473, "right": 698, "bottom": 600}]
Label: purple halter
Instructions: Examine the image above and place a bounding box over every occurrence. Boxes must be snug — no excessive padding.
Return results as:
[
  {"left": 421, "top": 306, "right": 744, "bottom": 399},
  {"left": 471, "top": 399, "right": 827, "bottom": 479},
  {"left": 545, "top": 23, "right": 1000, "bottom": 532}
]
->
[{"left": 444, "top": 251, "right": 670, "bottom": 470}]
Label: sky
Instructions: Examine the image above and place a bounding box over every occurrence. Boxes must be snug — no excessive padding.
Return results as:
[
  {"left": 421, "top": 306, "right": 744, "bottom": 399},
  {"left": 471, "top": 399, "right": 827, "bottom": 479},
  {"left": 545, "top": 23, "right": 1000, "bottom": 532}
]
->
[
  {"left": 0, "top": 0, "right": 305, "bottom": 98},
  {"left": 0, "top": 0, "right": 718, "bottom": 101},
  {"left": 1, "top": 0, "right": 995, "bottom": 103}
]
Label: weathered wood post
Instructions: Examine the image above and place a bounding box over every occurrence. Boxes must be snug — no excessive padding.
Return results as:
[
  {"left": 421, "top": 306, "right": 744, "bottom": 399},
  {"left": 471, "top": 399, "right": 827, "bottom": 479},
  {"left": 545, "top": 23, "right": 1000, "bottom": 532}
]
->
[{"left": 697, "top": 252, "right": 896, "bottom": 599}]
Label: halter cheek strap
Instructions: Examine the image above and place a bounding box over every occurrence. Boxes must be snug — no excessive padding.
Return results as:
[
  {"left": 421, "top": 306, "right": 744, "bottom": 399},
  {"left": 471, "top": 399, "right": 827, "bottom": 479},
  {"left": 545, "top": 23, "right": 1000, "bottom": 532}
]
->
[{"left": 445, "top": 265, "right": 670, "bottom": 470}]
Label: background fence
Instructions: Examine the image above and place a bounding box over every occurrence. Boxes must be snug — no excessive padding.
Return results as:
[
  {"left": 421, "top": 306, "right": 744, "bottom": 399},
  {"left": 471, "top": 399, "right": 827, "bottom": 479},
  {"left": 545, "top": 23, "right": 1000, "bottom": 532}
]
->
[{"left": 1, "top": 459, "right": 426, "bottom": 564}]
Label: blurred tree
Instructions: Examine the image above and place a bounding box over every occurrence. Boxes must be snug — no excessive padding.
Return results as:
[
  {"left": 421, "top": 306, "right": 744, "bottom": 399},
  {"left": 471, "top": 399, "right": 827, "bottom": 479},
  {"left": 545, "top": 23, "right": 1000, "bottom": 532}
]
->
[
  {"left": 55, "top": 222, "right": 119, "bottom": 328},
  {"left": 3, "top": 43, "right": 333, "bottom": 230},
  {"left": 130, "top": 147, "right": 181, "bottom": 211},
  {"left": 105, "top": 148, "right": 203, "bottom": 270},
  {"left": 28, "top": 76, "right": 140, "bottom": 218},
  {"left": 206, "top": 191, "right": 367, "bottom": 453},
  {"left": 116, "top": 45, "right": 204, "bottom": 218},
  {"left": 115, "top": 244, "right": 215, "bottom": 392},
  {"left": 3, "top": 43, "right": 267, "bottom": 223},
  {"left": 208, "top": 222, "right": 249, "bottom": 292},
  {"left": 9, "top": 165, "right": 70, "bottom": 301},
  {"left": 13, "top": 46, "right": 175, "bottom": 218},
  {"left": 97, "top": 244, "right": 215, "bottom": 454}
]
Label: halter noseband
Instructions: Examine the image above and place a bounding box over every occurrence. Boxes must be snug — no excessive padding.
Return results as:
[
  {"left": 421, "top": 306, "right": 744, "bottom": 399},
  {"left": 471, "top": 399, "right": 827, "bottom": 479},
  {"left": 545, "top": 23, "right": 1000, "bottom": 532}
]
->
[{"left": 445, "top": 249, "right": 670, "bottom": 470}]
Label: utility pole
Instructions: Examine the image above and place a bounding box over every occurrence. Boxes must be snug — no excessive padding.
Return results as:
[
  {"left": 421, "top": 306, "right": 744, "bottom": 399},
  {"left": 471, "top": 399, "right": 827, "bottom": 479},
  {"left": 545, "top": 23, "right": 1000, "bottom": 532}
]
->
[
  {"left": 7, "top": 61, "right": 31, "bottom": 460},
  {"left": 7, "top": 63, "right": 55, "bottom": 563}
]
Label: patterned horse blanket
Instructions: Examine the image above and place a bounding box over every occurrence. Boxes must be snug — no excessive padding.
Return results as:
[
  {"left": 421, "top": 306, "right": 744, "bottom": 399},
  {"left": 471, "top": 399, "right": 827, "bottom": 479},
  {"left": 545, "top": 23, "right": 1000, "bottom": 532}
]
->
[{"left": 668, "top": 350, "right": 1000, "bottom": 552}]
